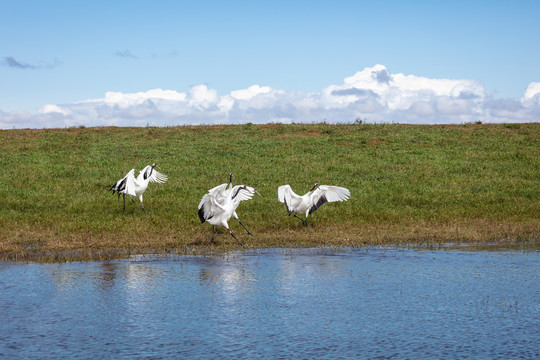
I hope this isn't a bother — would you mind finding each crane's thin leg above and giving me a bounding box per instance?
[211,226,215,243]
[123,194,126,211]
[294,214,306,226]
[237,219,253,236]
[136,195,146,214]
[228,228,244,247]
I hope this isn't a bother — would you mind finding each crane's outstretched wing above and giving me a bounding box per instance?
[122,169,137,196]
[111,176,126,195]
[278,185,299,215]
[309,185,350,214]
[207,183,229,203]
[148,170,168,184]
[198,194,225,223]
[111,169,134,195]
[231,185,256,203]
[110,169,137,196]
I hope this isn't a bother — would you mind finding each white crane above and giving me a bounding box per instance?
[205,172,255,236]
[278,183,350,226]
[110,163,168,213]
[198,183,257,245]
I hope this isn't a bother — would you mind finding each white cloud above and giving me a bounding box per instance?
[38,104,71,116]
[408,101,435,116]
[1,65,539,129]
[435,97,473,115]
[323,64,485,114]
[79,88,187,109]
[522,82,540,107]
[188,85,218,110]
[230,85,271,101]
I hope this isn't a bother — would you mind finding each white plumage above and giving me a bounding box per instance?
[198,177,257,245]
[110,163,167,213]
[202,173,255,236]
[278,183,350,226]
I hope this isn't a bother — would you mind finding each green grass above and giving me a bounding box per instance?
[1,123,539,261]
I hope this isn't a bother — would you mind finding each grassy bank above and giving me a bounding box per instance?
[1,123,539,261]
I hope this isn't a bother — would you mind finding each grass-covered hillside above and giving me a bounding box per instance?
[1,123,539,261]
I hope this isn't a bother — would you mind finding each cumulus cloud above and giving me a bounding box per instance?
[372,67,392,84]
[522,82,540,107]
[38,104,71,116]
[1,64,539,129]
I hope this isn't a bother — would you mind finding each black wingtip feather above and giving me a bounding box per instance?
[284,198,293,215]
[111,178,127,194]
[309,195,328,215]
[198,206,206,223]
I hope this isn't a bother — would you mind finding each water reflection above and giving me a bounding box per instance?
[97,262,117,290]
[0,248,538,359]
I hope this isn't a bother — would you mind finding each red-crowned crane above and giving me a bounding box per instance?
[198,181,257,246]
[278,183,350,226]
[110,163,167,213]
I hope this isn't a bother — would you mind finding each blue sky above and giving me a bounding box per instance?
[1,0,539,128]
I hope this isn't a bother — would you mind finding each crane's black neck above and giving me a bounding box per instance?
[144,165,156,180]
[232,185,246,200]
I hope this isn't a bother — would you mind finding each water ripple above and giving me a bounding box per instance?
[1,248,539,359]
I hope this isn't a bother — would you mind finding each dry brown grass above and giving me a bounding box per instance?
[1,219,537,262]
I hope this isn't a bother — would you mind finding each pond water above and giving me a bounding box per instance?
[1,247,539,359]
